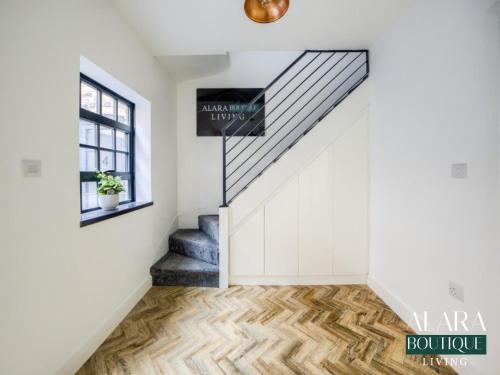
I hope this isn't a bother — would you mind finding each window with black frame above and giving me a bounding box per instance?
[79,74,135,213]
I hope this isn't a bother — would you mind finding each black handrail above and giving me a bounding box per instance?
[225,52,323,143]
[226,52,358,171]
[226,52,339,154]
[228,74,369,203]
[222,50,369,206]
[226,62,367,191]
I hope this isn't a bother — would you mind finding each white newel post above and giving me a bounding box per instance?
[218,206,229,288]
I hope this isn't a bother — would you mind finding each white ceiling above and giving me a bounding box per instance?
[111,0,414,56]
[157,54,231,82]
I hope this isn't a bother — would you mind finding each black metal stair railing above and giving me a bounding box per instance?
[221,50,369,206]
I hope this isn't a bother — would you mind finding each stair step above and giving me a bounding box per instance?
[150,252,219,287]
[169,229,219,265]
[198,215,219,242]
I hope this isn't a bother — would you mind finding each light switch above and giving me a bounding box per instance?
[451,163,467,179]
[22,159,42,177]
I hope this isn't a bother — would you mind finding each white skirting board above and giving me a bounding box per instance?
[367,276,415,328]
[367,276,482,375]
[55,276,152,375]
[230,274,367,286]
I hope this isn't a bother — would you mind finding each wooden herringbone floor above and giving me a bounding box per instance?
[77,285,456,375]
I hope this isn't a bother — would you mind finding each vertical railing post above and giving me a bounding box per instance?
[218,205,229,288]
[222,127,227,207]
[365,50,370,75]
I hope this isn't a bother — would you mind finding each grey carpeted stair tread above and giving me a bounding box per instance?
[150,252,219,287]
[169,229,219,265]
[198,215,219,242]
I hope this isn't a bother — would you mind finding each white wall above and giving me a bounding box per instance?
[176,51,300,227]
[370,0,500,373]
[228,83,370,285]
[0,1,177,374]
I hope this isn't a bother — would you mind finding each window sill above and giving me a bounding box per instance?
[80,201,153,227]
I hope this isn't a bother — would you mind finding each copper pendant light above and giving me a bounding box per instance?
[244,0,289,24]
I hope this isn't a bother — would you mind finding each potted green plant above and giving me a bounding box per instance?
[96,171,126,211]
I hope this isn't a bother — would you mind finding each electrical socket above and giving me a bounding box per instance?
[451,163,467,178]
[22,159,42,177]
[449,281,464,302]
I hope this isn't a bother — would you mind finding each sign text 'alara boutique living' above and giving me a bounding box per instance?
[197,88,265,137]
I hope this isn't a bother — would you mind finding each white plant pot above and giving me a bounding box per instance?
[99,194,119,211]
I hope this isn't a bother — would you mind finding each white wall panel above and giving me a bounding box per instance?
[227,82,370,283]
[265,177,299,276]
[229,208,265,276]
[298,146,335,275]
[333,114,369,275]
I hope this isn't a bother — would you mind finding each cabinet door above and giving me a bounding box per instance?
[298,146,334,275]
[230,208,265,276]
[265,177,299,276]
[333,116,368,275]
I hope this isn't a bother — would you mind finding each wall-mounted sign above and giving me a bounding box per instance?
[197,88,265,136]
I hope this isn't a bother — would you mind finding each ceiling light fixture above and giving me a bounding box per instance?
[244,0,289,24]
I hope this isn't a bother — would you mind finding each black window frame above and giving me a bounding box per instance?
[79,73,135,214]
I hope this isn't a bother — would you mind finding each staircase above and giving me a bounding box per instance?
[151,50,369,288]
[150,215,219,287]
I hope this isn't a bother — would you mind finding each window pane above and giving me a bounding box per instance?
[102,93,116,120]
[119,180,130,202]
[82,181,98,210]
[116,153,128,172]
[80,147,97,171]
[100,150,114,171]
[99,126,114,149]
[116,130,128,151]
[117,101,130,125]
[81,82,99,113]
[79,120,97,146]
